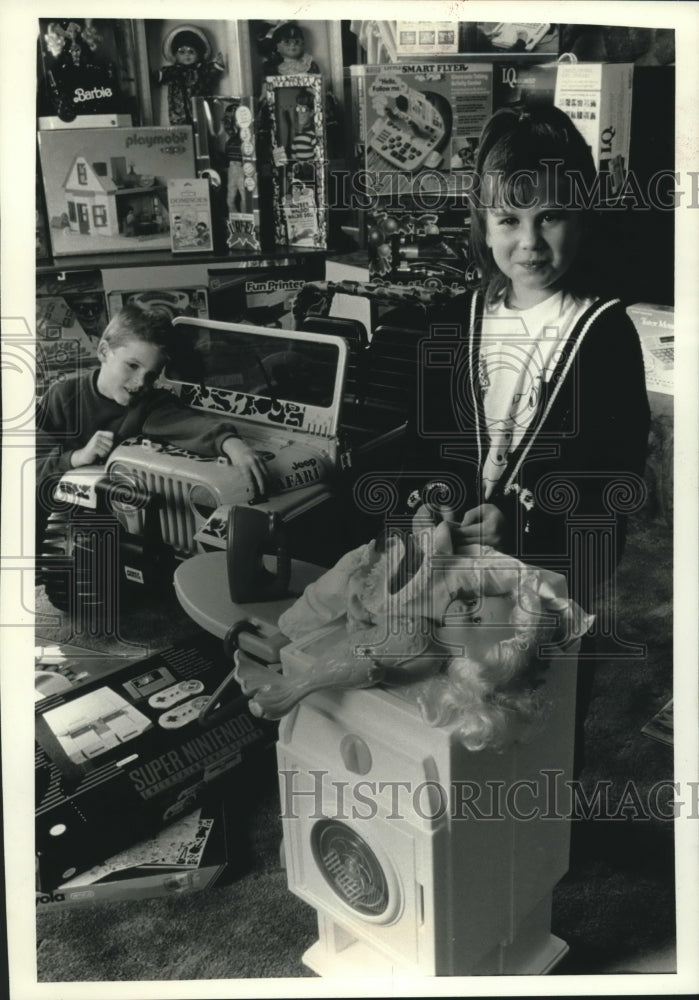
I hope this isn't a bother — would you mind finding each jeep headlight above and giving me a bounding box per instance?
[108,463,147,512]
[189,485,218,519]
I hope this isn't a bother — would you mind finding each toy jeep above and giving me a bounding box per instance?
[39,279,458,615]
[38,314,404,614]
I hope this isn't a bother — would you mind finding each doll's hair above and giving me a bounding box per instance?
[170,29,206,60]
[100,304,174,357]
[415,583,559,752]
[295,88,315,110]
[469,106,601,306]
[273,22,304,44]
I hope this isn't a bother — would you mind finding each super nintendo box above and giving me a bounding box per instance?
[35,635,276,889]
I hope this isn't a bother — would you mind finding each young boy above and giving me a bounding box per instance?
[36,304,268,540]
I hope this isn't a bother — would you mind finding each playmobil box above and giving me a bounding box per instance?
[192,96,264,253]
[493,61,634,197]
[350,61,494,197]
[35,634,277,890]
[38,126,196,257]
[35,802,229,907]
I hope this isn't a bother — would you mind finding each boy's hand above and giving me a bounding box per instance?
[221,437,268,498]
[71,431,115,467]
[454,504,508,550]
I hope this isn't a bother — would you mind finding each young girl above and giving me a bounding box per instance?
[400,105,650,611]
[395,107,651,769]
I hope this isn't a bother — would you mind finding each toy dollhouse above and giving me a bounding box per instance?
[62,153,169,239]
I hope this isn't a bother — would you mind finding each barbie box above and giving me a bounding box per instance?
[38,126,196,257]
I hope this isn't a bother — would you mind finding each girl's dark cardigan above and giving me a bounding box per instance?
[394,289,651,609]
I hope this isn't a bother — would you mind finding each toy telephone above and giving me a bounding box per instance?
[226,504,291,604]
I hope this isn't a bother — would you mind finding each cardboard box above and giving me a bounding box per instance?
[207,257,325,329]
[168,178,213,253]
[367,203,476,291]
[35,803,228,907]
[350,61,494,197]
[38,126,196,257]
[396,22,460,56]
[35,634,276,890]
[493,61,634,197]
[36,271,107,397]
[627,302,674,396]
[264,74,329,249]
[476,22,559,54]
[192,96,264,253]
[107,286,209,322]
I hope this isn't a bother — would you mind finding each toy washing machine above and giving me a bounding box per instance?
[276,623,578,977]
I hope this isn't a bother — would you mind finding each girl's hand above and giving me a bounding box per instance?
[71,430,115,467]
[455,504,508,549]
[221,437,268,498]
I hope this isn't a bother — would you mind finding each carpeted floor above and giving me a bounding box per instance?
[34,510,675,982]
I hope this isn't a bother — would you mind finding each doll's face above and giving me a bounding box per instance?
[295,101,313,129]
[435,593,515,656]
[277,32,304,60]
[175,45,199,66]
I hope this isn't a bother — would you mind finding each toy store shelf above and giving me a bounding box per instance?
[36,247,328,276]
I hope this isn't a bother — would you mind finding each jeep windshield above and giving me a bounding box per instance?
[164,323,341,410]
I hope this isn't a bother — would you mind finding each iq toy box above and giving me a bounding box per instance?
[35,802,229,907]
[350,61,494,197]
[38,125,196,257]
[493,61,634,197]
[35,634,276,890]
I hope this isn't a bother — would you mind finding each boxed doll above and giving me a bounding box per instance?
[192,96,264,253]
[350,61,494,198]
[38,126,196,257]
[263,74,329,249]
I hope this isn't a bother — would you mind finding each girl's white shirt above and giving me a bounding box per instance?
[479,290,595,498]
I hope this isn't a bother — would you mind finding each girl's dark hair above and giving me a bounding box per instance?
[100,304,174,357]
[469,106,601,305]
